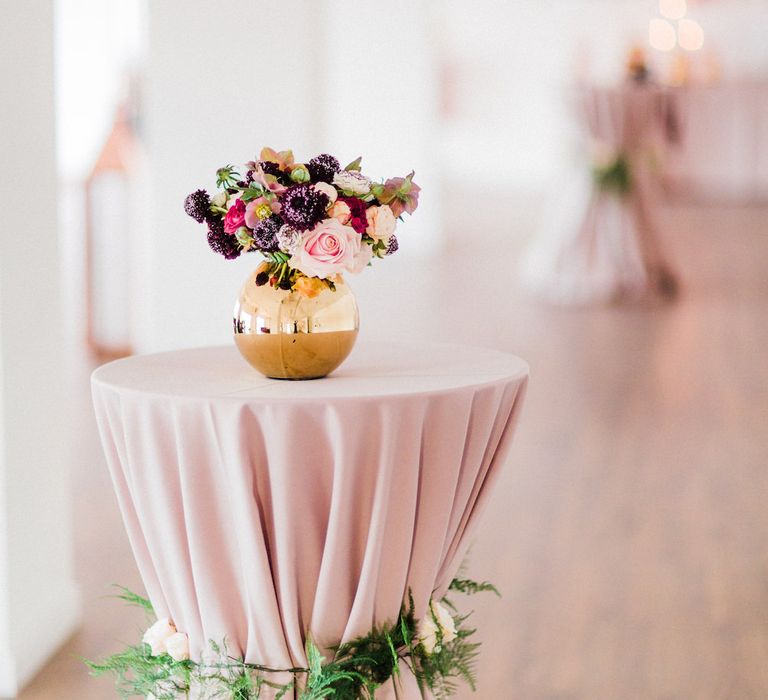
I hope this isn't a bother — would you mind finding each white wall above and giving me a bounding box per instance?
[55,0,144,180]
[436,0,768,187]
[138,0,441,352]
[0,1,80,695]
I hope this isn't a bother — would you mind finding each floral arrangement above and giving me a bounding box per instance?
[88,578,497,699]
[184,148,420,298]
[590,141,631,195]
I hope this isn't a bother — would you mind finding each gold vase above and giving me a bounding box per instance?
[233,268,359,380]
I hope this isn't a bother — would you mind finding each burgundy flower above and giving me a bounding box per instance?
[338,196,369,234]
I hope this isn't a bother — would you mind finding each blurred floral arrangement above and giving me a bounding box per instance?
[184,148,420,298]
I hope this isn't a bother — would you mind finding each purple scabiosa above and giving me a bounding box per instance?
[307,154,340,184]
[251,215,282,252]
[184,189,211,223]
[279,183,330,231]
[207,218,241,260]
[385,235,399,256]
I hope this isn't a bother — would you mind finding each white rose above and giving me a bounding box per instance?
[142,618,177,656]
[313,181,338,204]
[418,615,439,654]
[333,170,372,195]
[276,224,302,255]
[165,632,190,661]
[211,191,228,208]
[365,204,396,244]
[430,600,457,643]
[417,600,457,654]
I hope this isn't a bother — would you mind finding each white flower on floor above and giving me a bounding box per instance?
[142,618,177,656]
[418,599,457,654]
[165,631,190,661]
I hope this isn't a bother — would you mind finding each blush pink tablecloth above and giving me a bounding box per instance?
[92,342,528,698]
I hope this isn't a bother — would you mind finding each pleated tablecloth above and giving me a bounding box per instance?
[92,342,528,697]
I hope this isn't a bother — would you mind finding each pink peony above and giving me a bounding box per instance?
[223,199,246,234]
[290,218,362,279]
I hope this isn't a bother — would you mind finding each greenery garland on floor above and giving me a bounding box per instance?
[87,578,498,699]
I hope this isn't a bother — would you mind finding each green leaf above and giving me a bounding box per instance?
[344,156,362,171]
[240,185,267,202]
[110,585,154,615]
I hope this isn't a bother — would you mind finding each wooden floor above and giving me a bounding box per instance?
[19,201,768,699]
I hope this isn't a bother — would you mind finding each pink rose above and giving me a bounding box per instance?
[223,198,246,234]
[290,218,361,278]
[365,204,396,244]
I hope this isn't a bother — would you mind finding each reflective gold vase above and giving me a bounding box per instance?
[233,268,359,380]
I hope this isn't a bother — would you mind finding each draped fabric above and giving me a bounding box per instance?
[522,83,677,305]
[92,343,528,698]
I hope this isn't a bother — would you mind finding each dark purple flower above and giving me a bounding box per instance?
[252,215,282,252]
[385,235,399,256]
[184,189,211,223]
[207,218,241,259]
[279,183,330,231]
[307,154,340,183]
[258,160,291,185]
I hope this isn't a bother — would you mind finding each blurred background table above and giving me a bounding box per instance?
[523,83,677,305]
[663,79,768,203]
[91,342,528,698]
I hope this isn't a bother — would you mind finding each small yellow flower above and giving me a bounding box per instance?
[294,275,326,299]
[255,203,273,220]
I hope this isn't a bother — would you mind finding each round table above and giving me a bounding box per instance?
[92,342,528,698]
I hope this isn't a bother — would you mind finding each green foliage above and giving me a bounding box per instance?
[448,578,500,598]
[344,156,363,172]
[593,154,632,195]
[239,185,268,202]
[216,165,241,189]
[88,577,498,699]
[110,585,155,616]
